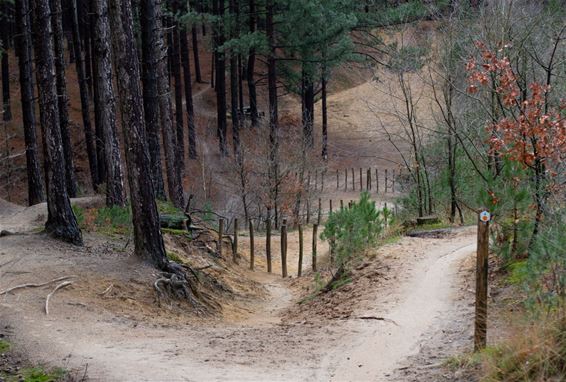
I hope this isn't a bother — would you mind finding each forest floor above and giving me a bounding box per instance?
[0,197,479,382]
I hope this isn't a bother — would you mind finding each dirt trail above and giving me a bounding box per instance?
[0,197,477,382]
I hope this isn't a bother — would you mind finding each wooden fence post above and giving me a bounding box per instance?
[344,169,348,191]
[306,198,311,224]
[281,219,287,278]
[249,220,255,270]
[475,208,490,351]
[298,224,303,277]
[359,168,363,190]
[385,169,389,193]
[329,199,333,214]
[392,169,396,193]
[351,168,354,190]
[312,224,318,272]
[376,168,379,194]
[367,169,371,190]
[340,199,344,210]
[321,170,325,192]
[336,169,339,189]
[218,219,224,257]
[317,198,322,225]
[232,218,238,262]
[266,217,272,273]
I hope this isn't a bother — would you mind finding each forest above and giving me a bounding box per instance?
[0,0,565,381]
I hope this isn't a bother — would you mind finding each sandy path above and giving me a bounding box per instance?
[321,239,476,381]
[0,217,476,382]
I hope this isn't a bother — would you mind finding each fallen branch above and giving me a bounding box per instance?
[98,283,114,297]
[0,275,77,295]
[45,281,74,315]
[357,316,399,326]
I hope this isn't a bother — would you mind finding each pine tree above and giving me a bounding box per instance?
[15,0,44,205]
[32,0,82,245]
[108,0,168,267]
[92,0,126,207]
[69,0,99,191]
[50,0,78,197]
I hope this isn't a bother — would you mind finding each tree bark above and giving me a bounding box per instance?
[108,0,168,268]
[321,74,328,159]
[69,0,100,191]
[92,0,126,207]
[171,23,185,172]
[0,2,11,122]
[50,0,78,197]
[15,0,44,205]
[191,25,203,83]
[179,22,197,159]
[246,0,258,127]
[229,0,240,156]
[213,0,227,155]
[140,0,167,200]
[144,0,184,207]
[33,0,82,245]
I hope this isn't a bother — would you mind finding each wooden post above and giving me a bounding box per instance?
[359,168,363,190]
[336,169,339,189]
[475,208,490,351]
[306,198,311,224]
[312,223,318,272]
[317,198,322,225]
[298,224,303,277]
[385,169,389,193]
[344,169,348,191]
[329,199,333,214]
[351,168,354,190]
[340,199,344,210]
[266,217,272,273]
[249,220,255,270]
[367,169,371,190]
[281,219,287,278]
[232,218,238,262]
[376,168,379,194]
[218,219,224,257]
[392,169,396,193]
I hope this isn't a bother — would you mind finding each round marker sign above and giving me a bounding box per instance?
[480,211,491,222]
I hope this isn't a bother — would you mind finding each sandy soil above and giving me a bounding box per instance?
[0,199,478,381]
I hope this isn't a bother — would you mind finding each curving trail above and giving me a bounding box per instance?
[0,199,476,382]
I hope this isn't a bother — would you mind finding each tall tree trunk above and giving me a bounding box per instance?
[69,0,99,191]
[213,0,227,155]
[246,0,258,127]
[229,0,240,156]
[90,0,106,187]
[179,23,197,159]
[321,74,328,160]
[171,24,185,172]
[108,0,168,268]
[0,2,12,122]
[266,0,279,226]
[191,25,203,83]
[140,0,167,200]
[50,0,78,197]
[301,64,314,148]
[15,0,44,205]
[33,0,82,245]
[92,0,126,207]
[141,0,184,207]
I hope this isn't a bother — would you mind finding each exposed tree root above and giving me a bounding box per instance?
[0,275,77,295]
[45,281,74,315]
